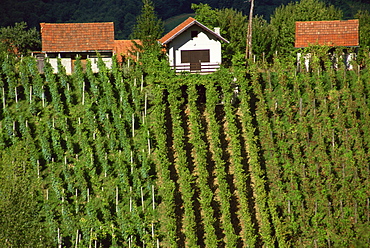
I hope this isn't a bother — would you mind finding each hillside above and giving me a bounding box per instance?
[0,51,369,246]
[1,0,370,39]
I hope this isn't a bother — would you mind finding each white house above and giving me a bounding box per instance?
[159,17,229,74]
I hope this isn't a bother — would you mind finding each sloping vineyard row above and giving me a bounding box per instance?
[249,60,370,246]
[0,56,159,247]
[1,53,370,247]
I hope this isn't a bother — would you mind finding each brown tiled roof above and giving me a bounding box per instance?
[295,20,359,48]
[114,40,141,62]
[159,17,229,45]
[41,22,115,52]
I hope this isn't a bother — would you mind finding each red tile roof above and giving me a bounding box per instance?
[41,22,115,52]
[114,40,141,62]
[159,17,229,44]
[295,20,359,48]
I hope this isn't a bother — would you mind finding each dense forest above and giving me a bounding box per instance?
[1,0,370,38]
[1,0,370,247]
[2,0,370,64]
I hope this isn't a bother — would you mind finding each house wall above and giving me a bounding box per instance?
[296,53,311,72]
[48,58,72,74]
[297,51,356,71]
[168,26,222,72]
[89,58,113,73]
[45,55,112,74]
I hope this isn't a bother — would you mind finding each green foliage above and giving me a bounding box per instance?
[1,0,370,41]
[355,10,370,48]
[192,4,272,64]
[192,3,247,65]
[1,40,370,247]
[191,3,218,25]
[131,0,170,79]
[132,0,164,46]
[0,142,53,247]
[204,79,239,247]
[187,83,218,247]
[166,83,198,246]
[0,22,40,57]
[270,0,343,57]
[252,15,272,59]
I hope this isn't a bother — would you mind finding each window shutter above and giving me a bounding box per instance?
[181,50,210,63]
[199,50,210,62]
[181,50,190,63]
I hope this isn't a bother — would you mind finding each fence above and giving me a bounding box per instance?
[171,63,220,74]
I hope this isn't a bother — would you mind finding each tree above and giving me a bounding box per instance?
[192,3,247,66]
[355,10,370,48]
[0,22,41,57]
[252,16,272,60]
[192,3,271,65]
[131,0,169,79]
[270,0,343,57]
[131,0,164,48]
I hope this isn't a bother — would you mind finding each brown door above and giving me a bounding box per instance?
[181,50,210,71]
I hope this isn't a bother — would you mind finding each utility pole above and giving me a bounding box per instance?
[245,0,254,60]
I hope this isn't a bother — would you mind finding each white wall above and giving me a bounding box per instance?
[61,58,72,74]
[297,53,311,72]
[345,53,356,70]
[89,58,113,73]
[46,57,112,74]
[168,26,222,70]
[47,58,72,74]
[297,52,356,71]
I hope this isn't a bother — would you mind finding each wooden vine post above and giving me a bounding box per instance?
[245,0,254,59]
[141,187,144,211]
[29,85,32,103]
[116,186,118,213]
[15,87,18,103]
[2,87,5,109]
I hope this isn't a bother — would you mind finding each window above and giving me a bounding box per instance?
[181,50,210,71]
[181,50,210,63]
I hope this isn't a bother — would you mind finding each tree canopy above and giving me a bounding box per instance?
[269,0,343,56]
[355,10,370,49]
[132,0,164,45]
[0,22,40,57]
[0,0,368,63]
[192,3,271,64]
[1,0,369,40]
[192,3,247,65]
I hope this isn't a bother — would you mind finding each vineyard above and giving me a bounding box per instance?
[0,52,370,247]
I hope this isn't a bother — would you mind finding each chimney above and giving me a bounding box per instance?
[214,27,220,35]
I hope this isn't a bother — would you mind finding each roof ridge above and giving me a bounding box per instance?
[295,19,359,23]
[41,22,114,24]
[159,17,228,44]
